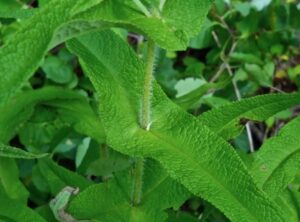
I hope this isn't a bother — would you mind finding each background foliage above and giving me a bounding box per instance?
[0,0,300,221]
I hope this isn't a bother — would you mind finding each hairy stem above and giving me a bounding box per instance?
[141,40,156,130]
[132,158,145,206]
[132,40,156,206]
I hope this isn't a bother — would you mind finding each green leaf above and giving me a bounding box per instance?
[0,8,36,19]
[0,143,48,159]
[230,52,263,65]
[68,160,189,222]
[74,0,212,51]
[0,0,106,106]
[0,87,105,144]
[174,78,230,110]
[0,0,77,105]
[45,97,106,143]
[198,92,300,140]
[251,116,300,198]
[41,56,74,84]
[67,31,285,222]
[0,185,46,222]
[0,158,29,204]
[37,158,93,195]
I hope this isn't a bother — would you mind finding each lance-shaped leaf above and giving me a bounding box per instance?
[251,116,300,198]
[68,160,189,222]
[0,143,47,159]
[67,31,285,222]
[198,93,300,140]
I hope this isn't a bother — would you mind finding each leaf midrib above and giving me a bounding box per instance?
[144,129,262,222]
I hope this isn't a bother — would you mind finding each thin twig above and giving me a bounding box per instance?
[212,31,255,152]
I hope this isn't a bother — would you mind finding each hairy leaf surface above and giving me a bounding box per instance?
[198,93,300,140]
[67,31,285,222]
[0,143,47,159]
[251,116,300,198]
[75,0,211,51]
[0,0,211,106]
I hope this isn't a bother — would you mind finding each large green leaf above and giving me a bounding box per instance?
[0,143,47,159]
[0,0,80,105]
[68,160,189,222]
[0,0,211,106]
[198,93,300,140]
[251,116,300,198]
[67,31,285,222]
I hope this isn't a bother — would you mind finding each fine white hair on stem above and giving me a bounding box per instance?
[146,122,152,131]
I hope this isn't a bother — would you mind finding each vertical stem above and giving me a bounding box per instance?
[224,61,255,153]
[132,40,156,206]
[141,40,156,130]
[100,144,109,159]
[100,144,110,181]
[132,158,145,206]
[212,31,255,153]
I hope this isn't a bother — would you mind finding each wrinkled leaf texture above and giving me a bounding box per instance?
[0,0,211,105]
[67,31,286,222]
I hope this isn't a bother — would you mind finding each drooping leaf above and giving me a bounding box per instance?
[75,0,212,51]
[67,31,285,222]
[198,92,300,140]
[251,116,300,198]
[0,143,47,159]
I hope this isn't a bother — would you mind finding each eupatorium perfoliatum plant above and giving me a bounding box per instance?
[0,0,300,222]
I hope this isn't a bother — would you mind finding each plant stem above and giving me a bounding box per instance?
[132,40,156,206]
[212,31,255,153]
[100,144,110,181]
[141,40,156,130]
[132,158,145,206]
